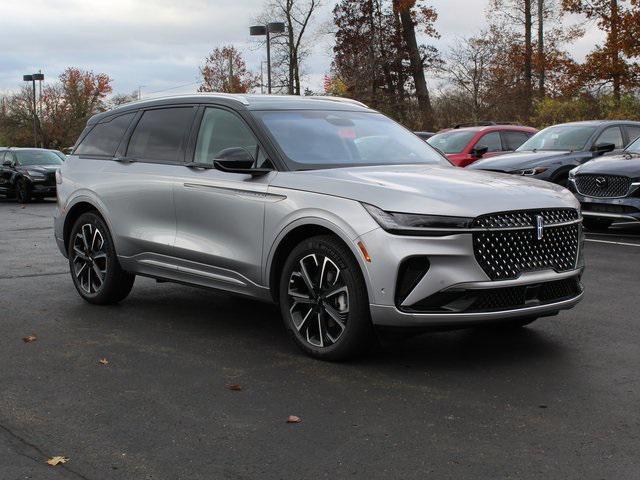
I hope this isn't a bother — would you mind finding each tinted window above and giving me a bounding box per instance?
[517,125,596,151]
[503,131,530,151]
[75,113,135,156]
[625,125,640,145]
[427,131,476,154]
[596,126,624,149]
[127,107,194,162]
[195,108,260,165]
[477,132,501,152]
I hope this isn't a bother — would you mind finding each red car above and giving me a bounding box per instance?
[427,123,538,167]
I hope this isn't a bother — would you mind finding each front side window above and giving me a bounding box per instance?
[194,108,263,166]
[625,125,640,145]
[256,110,448,170]
[127,107,195,162]
[75,112,135,157]
[477,132,501,152]
[596,126,624,149]
[517,125,596,152]
[427,130,476,154]
[15,150,63,166]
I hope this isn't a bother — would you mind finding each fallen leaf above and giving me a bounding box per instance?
[286,415,302,424]
[46,456,69,466]
[225,383,242,391]
[98,358,109,365]
[22,335,37,343]
[21,205,26,209]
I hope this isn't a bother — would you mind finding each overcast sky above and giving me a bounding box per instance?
[0,0,603,98]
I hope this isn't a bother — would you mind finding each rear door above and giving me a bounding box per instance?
[172,106,276,292]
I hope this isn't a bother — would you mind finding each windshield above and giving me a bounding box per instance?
[15,150,63,166]
[254,110,449,169]
[517,125,596,152]
[426,130,476,154]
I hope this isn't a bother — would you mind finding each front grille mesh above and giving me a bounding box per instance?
[472,209,580,280]
[575,174,631,198]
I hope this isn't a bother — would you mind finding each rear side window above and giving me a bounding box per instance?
[75,113,135,156]
[127,107,195,162]
[503,131,530,151]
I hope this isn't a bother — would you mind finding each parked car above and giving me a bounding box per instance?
[53,150,67,161]
[414,131,436,141]
[567,138,640,231]
[426,123,537,167]
[0,148,63,203]
[469,120,640,186]
[54,94,584,360]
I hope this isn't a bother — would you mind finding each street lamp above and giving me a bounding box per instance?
[250,22,285,94]
[23,73,44,147]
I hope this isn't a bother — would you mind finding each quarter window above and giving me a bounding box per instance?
[596,126,624,149]
[75,113,135,157]
[127,107,195,162]
[194,108,262,166]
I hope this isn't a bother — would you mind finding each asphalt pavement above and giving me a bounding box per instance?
[1,199,639,480]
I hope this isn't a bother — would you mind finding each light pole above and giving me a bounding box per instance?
[250,22,285,94]
[23,72,44,147]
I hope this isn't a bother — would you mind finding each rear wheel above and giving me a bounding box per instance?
[583,217,613,232]
[279,235,374,361]
[68,212,135,305]
[15,178,31,203]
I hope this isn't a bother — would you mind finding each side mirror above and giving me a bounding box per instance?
[591,142,615,155]
[2,160,12,167]
[213,147,271,176]
[471,145,489,158]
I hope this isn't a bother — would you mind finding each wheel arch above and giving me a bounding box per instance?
[62,199,108,253]
[266,219,373,304]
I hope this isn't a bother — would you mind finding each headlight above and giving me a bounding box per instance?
[568,167,579,181]
[362,203,473,235]
[512,167,548,176]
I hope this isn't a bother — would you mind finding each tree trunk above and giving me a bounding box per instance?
[286,3,295,95]
[610,0,621,105]
[397,2,434,131]
[368,0,377,106]
[524,0,533,118]
[538,0,545,97]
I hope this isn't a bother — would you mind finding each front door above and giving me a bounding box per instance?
[172,106,276,292]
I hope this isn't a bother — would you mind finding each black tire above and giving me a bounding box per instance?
[68,212,135,305]
[15,178,31,204]
[279,235,374,361]
[583,217,613,232]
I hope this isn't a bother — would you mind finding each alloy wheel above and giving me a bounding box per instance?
[287,253,350,348]
[72,223,108,294]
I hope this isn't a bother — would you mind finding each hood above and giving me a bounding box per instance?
[17,165,60,175]
[574,154,640,178]
[271,164,578,218]
[468,150,579,172]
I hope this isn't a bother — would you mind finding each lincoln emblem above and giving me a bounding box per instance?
[536,215,544,240]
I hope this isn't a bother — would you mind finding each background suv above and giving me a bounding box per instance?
[568,137,640,230]
[426,123,537,167]
[0,148,63,202]
[55,94,584,360]
[469,120,640,186]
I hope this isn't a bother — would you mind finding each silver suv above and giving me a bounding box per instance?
[54,94,584,360]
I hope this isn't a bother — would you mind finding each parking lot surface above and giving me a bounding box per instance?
[1,200,639,480]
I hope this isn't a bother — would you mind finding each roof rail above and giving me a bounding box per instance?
[452,121,522,129]
[117,92,250,108]
[306,96,370,109]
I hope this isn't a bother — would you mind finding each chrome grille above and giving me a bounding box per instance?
[574,174,631,198]
[472,209,580,281]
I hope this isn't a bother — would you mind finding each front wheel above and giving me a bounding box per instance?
[279,235,374,361]
[68,212,135,305]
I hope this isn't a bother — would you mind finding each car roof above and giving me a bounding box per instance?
[88,93,374,125]
[436,125,537,134]
[551,120,640,127]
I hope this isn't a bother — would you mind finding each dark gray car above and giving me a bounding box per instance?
[468,120,640,185]
[567,138,640,231]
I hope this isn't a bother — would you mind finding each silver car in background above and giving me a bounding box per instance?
[54,94,584,360]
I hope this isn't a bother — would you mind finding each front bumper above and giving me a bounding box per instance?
[31,183,57,196]
[357,227,584,327]
[571,186,640,223]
